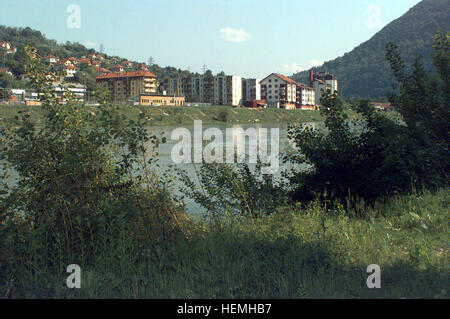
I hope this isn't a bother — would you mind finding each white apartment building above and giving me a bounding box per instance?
[214,75,242,106]
[296,84,316,109]
[309,70,338,105]
[260,73,297,109]
[242,78,261,102]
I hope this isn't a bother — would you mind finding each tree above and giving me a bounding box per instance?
[286,30,449,207]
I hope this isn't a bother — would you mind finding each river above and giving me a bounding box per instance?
[2,122,321,214]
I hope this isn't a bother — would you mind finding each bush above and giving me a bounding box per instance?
[0,53,187,280]
[285,30,448,206]
[178,162,288,219]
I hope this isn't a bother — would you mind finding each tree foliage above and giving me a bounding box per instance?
[286,30,449,207]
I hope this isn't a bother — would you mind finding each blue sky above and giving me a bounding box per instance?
[0,0,421,78]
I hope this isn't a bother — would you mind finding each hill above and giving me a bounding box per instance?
[291,0,450,99]
[0,25,195,86]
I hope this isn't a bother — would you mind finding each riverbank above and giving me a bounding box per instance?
[0,104,360,126]
[2,189,448,298]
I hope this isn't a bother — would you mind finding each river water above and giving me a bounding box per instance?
[2,122,321,214]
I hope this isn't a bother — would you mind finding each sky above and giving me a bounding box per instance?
[0,0,422,78]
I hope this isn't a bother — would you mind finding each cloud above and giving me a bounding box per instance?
[281,60,324,74]
[83,41,97,49]
[366,4,384,29]
[220,27,251,43]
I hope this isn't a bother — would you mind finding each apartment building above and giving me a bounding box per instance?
[309,69,338,105]
[260,73,297,109]
[242,78,261,102]
[96,70,157,103]
[296,83,316,109]
[214,75,242,106]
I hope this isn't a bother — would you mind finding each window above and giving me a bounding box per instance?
[269,96,272,99]
[269,79,272,82]
[269,85,272,88]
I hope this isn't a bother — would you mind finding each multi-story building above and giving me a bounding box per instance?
[201,74,215,104]
[296,83,316,109]
[260,73,297,109]
[96,70,157,103]
[214,75,242,106]
[180,74,215,103]
[309,69,338,105]
[169,78,183,97]
[242,78,261,102]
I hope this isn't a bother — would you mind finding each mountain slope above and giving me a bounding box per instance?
[291,0,450,99]
[0,25,195,80]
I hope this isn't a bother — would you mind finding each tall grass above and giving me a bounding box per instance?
[1,189,447,299]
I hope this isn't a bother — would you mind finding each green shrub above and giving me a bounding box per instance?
[286,30,448,206]
[0,53,187,285]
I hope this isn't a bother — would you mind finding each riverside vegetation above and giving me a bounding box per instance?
[0,31,448,299]
[0,103,357,127]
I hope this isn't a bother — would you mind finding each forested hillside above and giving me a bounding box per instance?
[291,0,450,99]
[0,25,194,81]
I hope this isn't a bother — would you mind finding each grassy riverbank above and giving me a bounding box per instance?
[0,104,360,126]
[2,189,448,299]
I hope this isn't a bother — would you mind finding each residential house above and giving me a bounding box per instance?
[44,55,60,65]
[79,58,92,66]
[0,41,17,54]
[63,65,78,78]
[110,64,125,73]
[0,67,13,76]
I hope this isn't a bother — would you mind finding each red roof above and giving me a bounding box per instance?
[273,73,297,84]
[297,82,314,90]
[261,73,297,84]
[96,70,156,80]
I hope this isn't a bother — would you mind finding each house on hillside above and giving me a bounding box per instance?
[0,41,17,54]
[371,102,394,111]
[110,64,125,73]
[44,55,60,65]
[0,67,13,76]
[79,58,92,66]
[63,65,78,78]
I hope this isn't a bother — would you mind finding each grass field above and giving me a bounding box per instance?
[0,104,360,126]
[2,189,448,299]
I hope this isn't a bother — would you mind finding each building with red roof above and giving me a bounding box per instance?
[96,70,157,103]
[259,73,298,109]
